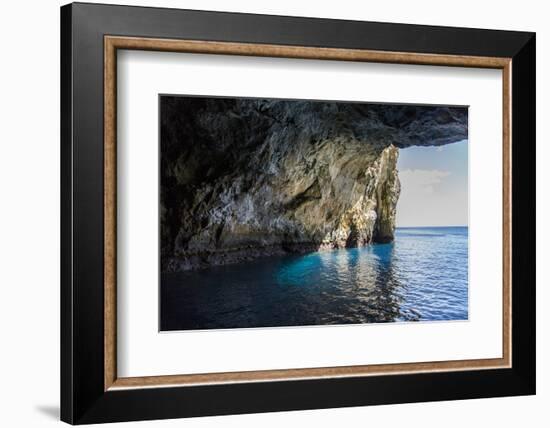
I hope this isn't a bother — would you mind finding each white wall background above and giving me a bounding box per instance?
[0,0,546,426]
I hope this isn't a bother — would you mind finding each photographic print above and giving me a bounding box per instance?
[160,95,468,331]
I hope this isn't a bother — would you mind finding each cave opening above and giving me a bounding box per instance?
[395,139,468,229]
[160,96,467,272]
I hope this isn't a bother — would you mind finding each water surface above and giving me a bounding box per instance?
[161,226,468,331]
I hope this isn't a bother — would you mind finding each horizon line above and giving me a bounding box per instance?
[396,225,468,228]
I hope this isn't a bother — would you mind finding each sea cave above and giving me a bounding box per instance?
[160,96,468,272]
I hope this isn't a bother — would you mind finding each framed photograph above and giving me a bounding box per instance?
[60,2,535,424]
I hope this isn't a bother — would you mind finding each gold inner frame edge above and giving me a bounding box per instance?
[104,35,512,391]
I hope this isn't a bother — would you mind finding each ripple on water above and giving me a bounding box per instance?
[161,227,468,330]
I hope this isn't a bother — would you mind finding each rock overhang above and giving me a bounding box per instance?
[160,97,467,271]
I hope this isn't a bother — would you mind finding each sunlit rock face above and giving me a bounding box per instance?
[160,97,467,271]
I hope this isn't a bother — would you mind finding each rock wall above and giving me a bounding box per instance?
[160,97,467,271]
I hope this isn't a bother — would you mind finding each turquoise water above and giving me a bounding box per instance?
[161,227,468,331]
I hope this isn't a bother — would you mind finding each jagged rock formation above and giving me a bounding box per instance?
[160,97,467,271]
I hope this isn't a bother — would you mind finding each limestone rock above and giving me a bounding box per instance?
[160,97,467,271]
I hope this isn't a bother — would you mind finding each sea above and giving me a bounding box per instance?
[161,226,468,331]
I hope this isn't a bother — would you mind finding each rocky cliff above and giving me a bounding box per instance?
[160,97,467,272]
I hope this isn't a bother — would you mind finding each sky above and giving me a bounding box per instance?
[395,140,468,228]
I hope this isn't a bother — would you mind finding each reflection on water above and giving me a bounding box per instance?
[161,227,468,331]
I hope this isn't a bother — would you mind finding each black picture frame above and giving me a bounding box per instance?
[61,2,535,424]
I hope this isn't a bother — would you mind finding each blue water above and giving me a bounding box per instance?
[160,227,468,331]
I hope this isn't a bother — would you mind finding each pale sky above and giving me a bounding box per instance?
[395,140,468,227]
